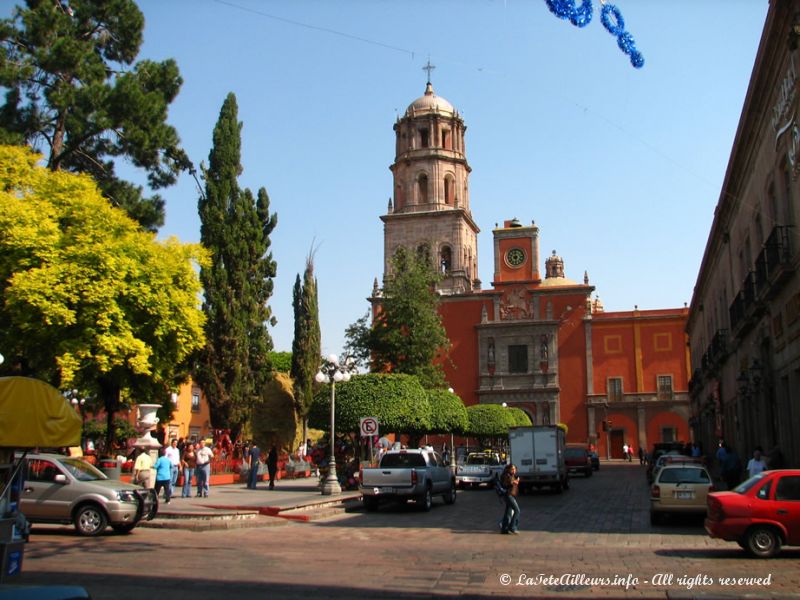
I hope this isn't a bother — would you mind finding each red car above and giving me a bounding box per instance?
[705,469,800,558]
[564,444,592,478]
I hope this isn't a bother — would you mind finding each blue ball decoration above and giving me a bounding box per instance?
[569,0,593,28]
[601,3,645,69]
[600,4,625,36]
[542,0,644,68]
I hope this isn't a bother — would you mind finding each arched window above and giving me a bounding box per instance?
[440,245,452,273]
[417,174,428,204]
[443,175,454,205]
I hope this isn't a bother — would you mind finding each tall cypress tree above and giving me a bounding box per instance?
[291,254,321,446]
[196,92,277,439]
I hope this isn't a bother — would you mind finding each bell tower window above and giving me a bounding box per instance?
[417,174,428,204]
[419,128,430,148]
[440,246,452,273]
[444,175,454,205]
[442,129,451,149]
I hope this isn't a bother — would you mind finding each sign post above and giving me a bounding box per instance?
[360,417,379,465]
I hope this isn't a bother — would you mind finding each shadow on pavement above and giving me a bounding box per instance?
[17,572,548,600]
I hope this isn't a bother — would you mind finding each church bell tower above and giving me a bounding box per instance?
[381,68,480,295]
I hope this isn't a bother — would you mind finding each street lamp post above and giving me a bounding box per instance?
[315,354,355,495]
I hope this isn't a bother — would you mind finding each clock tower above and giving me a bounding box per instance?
[381,74,480,295]
[492,218,541,285]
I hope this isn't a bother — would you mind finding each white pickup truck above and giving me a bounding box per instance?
[359,448,456,511]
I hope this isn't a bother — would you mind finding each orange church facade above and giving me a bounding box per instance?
[375,81,691,456]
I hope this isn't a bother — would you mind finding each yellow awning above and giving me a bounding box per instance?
[0,376,82,448]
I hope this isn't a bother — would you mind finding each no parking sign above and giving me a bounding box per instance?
[360,416,379,437]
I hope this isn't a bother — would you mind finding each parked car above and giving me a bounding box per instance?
[648,454,703,485]
[564,444,592,478]
[456,451,504,488]
[650,462,714,525]
[646,443,686,481]
[19,453,157,536]
[360,448,456,511]
[705,469,800,558]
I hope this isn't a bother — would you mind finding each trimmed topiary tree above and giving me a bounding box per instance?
[466,404,517,446]
[308,373,432,436]
[508,407,532,427]
[427,388,469,434]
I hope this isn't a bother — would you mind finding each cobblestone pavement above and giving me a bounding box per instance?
[13,461,800,599]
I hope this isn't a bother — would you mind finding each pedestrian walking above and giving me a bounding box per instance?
[181,442,196,498]
[720,444,742,490]
[638,446,645,465]
[164,438,180,497]
[247,442,261,490]
[267,445,278,490]
[499,464,521,534]
[746,447,767,478]
[195,439,214,497]
[622,443,629,461]
[133,448,153,489]
[153,447,172,504]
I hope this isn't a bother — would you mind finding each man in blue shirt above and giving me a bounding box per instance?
[153,448,173,503]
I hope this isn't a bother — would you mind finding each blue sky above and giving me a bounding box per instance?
[3,0,770,356]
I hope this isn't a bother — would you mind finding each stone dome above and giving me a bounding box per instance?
[405,82,455,117]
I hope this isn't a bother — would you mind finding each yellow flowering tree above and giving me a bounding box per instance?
[0,146,207,448]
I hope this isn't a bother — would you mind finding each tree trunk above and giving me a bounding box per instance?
[49,110,67,171]
[98,379,120,454]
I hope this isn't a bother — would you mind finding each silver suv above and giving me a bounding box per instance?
[19,453,157,536]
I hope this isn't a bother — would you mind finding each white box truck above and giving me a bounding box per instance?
[509,425,568,493]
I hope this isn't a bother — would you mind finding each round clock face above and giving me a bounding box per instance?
[506,247,525,267]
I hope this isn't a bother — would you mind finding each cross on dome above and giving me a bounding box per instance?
[422,59,436,84]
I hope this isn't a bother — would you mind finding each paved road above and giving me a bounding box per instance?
[13,461,800,599]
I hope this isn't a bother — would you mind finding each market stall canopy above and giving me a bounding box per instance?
[0,377,81,448]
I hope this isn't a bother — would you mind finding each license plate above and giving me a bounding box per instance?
[675,490,694,499]
[378,487,394,494]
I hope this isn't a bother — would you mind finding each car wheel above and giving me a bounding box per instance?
[363,496,379,512]
[444,482,457,505]
[418,487,432,511]
[110,522,137,534]
[650,511,661,526]
[745,526,781,558]
[74,504,108,536]
[586,468,592,477]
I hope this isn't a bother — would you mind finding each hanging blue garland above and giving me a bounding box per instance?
[543,0,644,68]
[600,3,644,68]
[545,0,593,28]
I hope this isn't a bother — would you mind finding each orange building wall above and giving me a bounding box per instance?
[440,296,486,406]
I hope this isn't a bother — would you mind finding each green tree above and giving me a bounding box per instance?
[269,351,292,374]
[427,388,469,434]
[508,407,532,427]
[0,145,206,448]
[343,310,371,370]
[466,404,517,444]
[368,247,450,388]
[291,254,321,448]
[196,93,278,439]
[308,373,431,435]
[0,0,190,231]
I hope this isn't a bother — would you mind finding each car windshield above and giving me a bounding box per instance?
[380,453,427,468]
[57,457,107,481]
[659,468,709,484]
[466,455,497,465]
[733,473,768,494]
[564,448,586,458]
